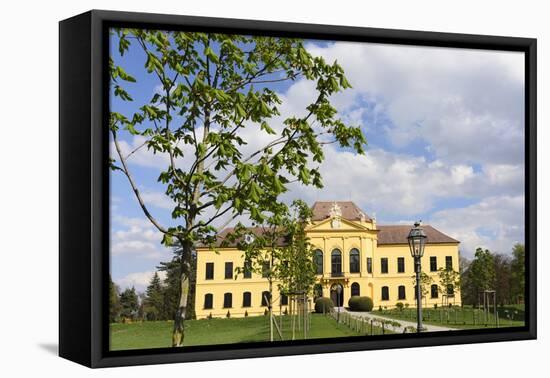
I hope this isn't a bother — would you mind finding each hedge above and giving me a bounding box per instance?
[348,296,373,312]
[315,297,335,313]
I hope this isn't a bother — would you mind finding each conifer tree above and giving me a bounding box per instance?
[109,275,122,323]
[144,272,164,320]
[119,286,139,320]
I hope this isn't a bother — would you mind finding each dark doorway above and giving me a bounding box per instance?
[330,283,344,307]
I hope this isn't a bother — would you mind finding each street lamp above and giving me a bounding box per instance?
[408,221,427,332]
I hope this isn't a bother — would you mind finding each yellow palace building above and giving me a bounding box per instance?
[195,201,461,319]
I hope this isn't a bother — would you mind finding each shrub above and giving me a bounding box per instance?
[403,326,416,333]
[378,305,383,311]
[434,303,438,309]
[264,308,269,316]
[314,297,335,313]
[226,310,231,318]
[395,302,404,311]
[348,296,373,312]
[244,310,248,317]
[283,308,288,315]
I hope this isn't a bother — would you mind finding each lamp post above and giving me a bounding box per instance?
[334,285,342,324]
[408,221,427,332]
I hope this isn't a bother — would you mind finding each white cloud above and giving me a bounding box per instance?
[115,270,167,292]
[110,135,170,169]
[284,145,522,219]
[111,215,171,260]
[113,214,153,229]
[141,190,174,210]
[306,41,525,166]
[429,195,525,258]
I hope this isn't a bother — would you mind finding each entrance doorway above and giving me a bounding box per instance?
[330,283,344,307]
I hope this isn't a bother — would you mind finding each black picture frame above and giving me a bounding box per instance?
[59,9,537,368]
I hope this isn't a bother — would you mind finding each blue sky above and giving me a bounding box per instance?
[109,32,525,291]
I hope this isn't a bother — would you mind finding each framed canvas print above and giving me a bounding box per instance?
[59,10,536,368]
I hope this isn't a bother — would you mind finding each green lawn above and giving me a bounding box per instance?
[110,314,369,351]
[374,305,525,330]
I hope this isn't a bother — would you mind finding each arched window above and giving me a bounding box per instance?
[351,282,360,296]
[331,249,342,276]
[349,248,360,273]
[204,293,213,309]
[398,285,406,300]
[366,257,372,273]
[223,292,232,308]
[280,292,288,306]
[314,249,323,275]
[381,286,389,301]
[431,284,439,298]
[446,284,455,297]
[261,291,271,306]
[313,284,323,300]
[242,292,251,307]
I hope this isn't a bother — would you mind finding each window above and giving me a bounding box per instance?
[242,292,251,307]
[261,291,271,307]
[398,285,406,300]
[280,292,288,306]
[397,257,405,273]
[262,261,270,278]
[204,293,213,309]
[205,262,214,280]
[351,282,360,296]
[381,258,388,274]
[314,249,323,275]
[225,262,233,279]
[381,286,389,301]
[313,284,323,300]
[331,249,342,275]
[447,284,454,296]
[431,284,439,298]
[243,260,252,279]
[349,248,360,273]
[445,256,453,270]
[223,292,233,308]
[367,257,372,274]
[430,256,437,272]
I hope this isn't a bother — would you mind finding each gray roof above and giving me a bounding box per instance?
[377,225,459,245]
[198,226,289,248]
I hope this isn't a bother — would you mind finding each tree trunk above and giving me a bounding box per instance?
[269,278,273,342]
[172,240,193,347]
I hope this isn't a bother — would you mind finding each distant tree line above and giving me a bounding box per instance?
[460,243,525,306]
[109,243,197,323]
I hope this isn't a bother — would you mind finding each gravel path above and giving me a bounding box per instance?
[339,308,458,332]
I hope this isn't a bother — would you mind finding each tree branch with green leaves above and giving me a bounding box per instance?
[109,28,367,346]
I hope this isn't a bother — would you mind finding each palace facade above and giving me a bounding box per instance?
[195,201,461,319]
